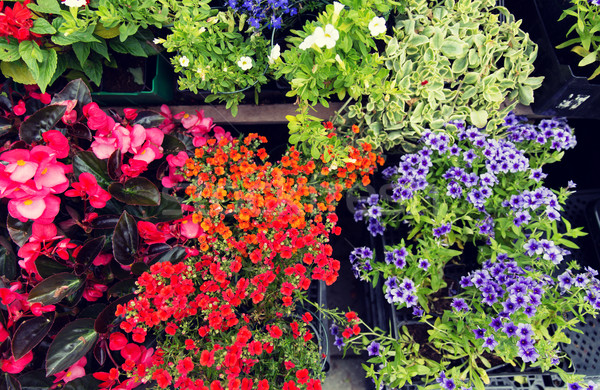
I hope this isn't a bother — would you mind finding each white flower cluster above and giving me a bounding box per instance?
[299,24,339,50]
[268,44,281,65]
[62,0,87,6]
[368,16,386,37]
[237,56,253,70]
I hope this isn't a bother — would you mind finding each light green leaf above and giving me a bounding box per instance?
[0,39,19,62]
[1,60,36,84]
[440,37,469,59]
[37,49,58,93]
[30,18,57,34]
[27,0,62,14]
[72,42,91,68]
[470,110,488,128]
[578,51,597,67]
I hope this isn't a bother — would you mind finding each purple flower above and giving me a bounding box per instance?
[418,258,430,271]
[483,336,498,350]
[367,341,381,356]
[558,272,574,290]
[330,323,339,336]
[503,322,518,337]
[334,336,345,350]
[473,327,486,339]
[519,347,539,363]
[451,298,469,312]
[412,306,424,317]
[489,317,503,331]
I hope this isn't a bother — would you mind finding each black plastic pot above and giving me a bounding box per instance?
[505,0,600,119]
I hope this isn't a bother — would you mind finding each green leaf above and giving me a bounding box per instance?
[0,39,20,62]
[0,373,20,390]
[112,211,139,265]
[45,319,98,377]
[0,60,36,84]
[470,109,488,128]
[518,85,534,106]
[90,40,110,61]
[82,58,103,86]
[27,0,62,14]
[109,177,161,206]
[578,51,597,67]
[72,151,111,187]
[12,314,54,360]
[19,105,67,143]
[72,42,91,68]
[6,216,32,247]
[149,246,187,265]
[440,37,469,59]
[36,49,58,93]
[30,18,57,34]
[110,36,147,57]
[28,273,85,306]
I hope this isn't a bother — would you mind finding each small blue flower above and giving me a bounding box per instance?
[367,341,381,356]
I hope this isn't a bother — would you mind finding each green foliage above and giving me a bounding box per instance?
[162,4,270,116]
[557,0,600,79]
[333,0,542,152]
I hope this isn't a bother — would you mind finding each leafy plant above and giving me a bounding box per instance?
[0,0,172,92]
[557,0,600,79]
[331,0,542,152]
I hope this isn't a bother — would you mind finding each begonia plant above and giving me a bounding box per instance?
[0,78,225,388]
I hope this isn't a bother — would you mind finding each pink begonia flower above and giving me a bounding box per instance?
[93,253,113,266]
[161,151,188,188]
[8,193,61,223]
[121,343,141,361]
[0,322,8,343]
[129,124,147,154]
[137,221,171,244]
[17,222,63,276]
[65,172,111,208]
[54,99,78,125]
[42,130,70,159]
[82,280,108,302]
[1,149,39,183]
[53,357,87,384]
[121,159,148,178]
[84,102,117,134]
[158,105,176,134]
[29,302,55,316]
[179,215,201,239]
[109,332,128,351]
[131,142,160,164]
[1,351,33,374]
[123,108,138,121]
[13,100,26,116]
[144,127,164,147]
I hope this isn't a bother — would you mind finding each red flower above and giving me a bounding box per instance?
[176,357,194,375]
[13,100,26,116]
[296,369,310,384]
[248,340,262,356]
[200,350,215,367]
[65,172,111,208]
[301,312,313,323]
[0,351,33,374]
[284,361,295,370]
[165,322,178,335]
[152,368,172,388]
[109,332,128,351]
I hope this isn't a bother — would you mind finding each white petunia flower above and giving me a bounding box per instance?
[62,0,87,7]
[237,56,253,70]
[153,38,165,45]
[314,24,339,49]
[368,16,387,37]
[299,34,315,50]
[179,56,190,67]
[268,44,281,64]
[333,1,344,16]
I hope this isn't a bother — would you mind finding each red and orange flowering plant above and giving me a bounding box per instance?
[112,130,383,389]
[0,78,232,388]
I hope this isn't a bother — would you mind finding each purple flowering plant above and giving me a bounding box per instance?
[341,113,600,390]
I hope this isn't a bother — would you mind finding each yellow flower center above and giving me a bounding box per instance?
[23,199,33,206]
[17,160,26,166]
[41,168,48,175]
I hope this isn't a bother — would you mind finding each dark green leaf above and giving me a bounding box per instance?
[142,193,182,222]
[68,123,92,140]
[51,79,92,110]
[17,370,53,390]
[107,150,122,181]
[19,105,66,143]
[93,339,107,366]
[78,303,106,319]
[94,294,135,333]
[6,216,32,247]
[30,18,56,35]
[109,177,161,206]
[0,117,13,135]
[75,236,105,265]
[110,36,147,57]
[91,215,119,230]
[37,49,57,93]
[82,59,103,87]
[131,262,150,276]
[149,245,187,265]
[106,278,137,297]
[45,319,98,377]
[35,256,71,279]
[26,0,62,14]
[28,273,84,306]
[0,373,20,390]
[112,211,138,265]
[162,134,187,155]
[12,313,54,360]
[132,111,165,128]
[0,236,17,280]
[72,151,111,187]
[90,40,109,61]
[63,375,100,390]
